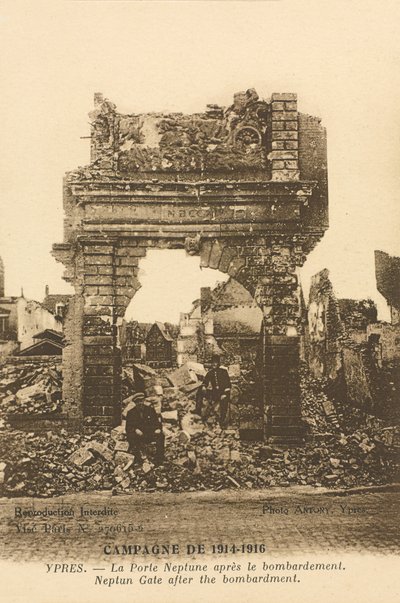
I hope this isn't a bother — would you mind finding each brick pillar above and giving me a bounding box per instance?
[261,333,306,444]
[270,93,299,182]
[251,241,307,444]
[82,243,120,426]
[81,239,145,427]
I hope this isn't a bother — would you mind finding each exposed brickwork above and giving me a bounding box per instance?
[53,89,329,440]
[270,93,299,182]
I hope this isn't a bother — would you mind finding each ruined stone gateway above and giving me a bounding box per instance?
[53,88,328,443]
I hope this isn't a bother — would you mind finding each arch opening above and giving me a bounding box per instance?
[118,248,264,429]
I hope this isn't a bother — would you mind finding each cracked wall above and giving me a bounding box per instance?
[53,88,329,443]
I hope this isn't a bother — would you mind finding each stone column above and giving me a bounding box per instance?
[80,239,144,426]
[81,242,120,426]
[239,238,307,444]
[199,236,307,444]
[55,238,146,427]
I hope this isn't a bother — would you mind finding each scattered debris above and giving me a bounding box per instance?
[0,360,62,416]
[0,362,398,497]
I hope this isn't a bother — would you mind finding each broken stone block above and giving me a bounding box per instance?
[230,450,241,463]
[132,363,156,377]
[115,452,135,466]
[87,441,113,463]
[0,471,5,484]
[120,477,130,490]
[123,458,135,472]
[16,383,44,402]
[217,447,231,461]
[68,448,94,467]
[177,430,191,445]
[114,441,130,453]
[162,425,174,439]
[111,425,126,440]
[163,386,179,396]
[0,462,6,472]
[142,460,153,474]
[168,365,198,389]
[181,380,202,394]
[185,361,206,377]
[181,413,204,435]
[162,410,178,423]
[173,457,187,467]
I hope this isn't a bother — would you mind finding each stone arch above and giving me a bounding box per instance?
[196,237,305,336]
[54,88,329,444]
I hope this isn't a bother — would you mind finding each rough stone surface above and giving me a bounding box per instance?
[53,89,329,441]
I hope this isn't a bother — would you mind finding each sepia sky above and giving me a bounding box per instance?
[0,0,399,323]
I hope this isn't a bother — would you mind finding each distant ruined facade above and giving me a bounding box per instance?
[0,257,63,357]
[177,278,263,365]
[53,88,329,443]
[305,265,399,419]
[375,250,400,326]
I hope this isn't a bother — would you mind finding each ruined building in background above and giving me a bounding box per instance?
[306,269,345,380]
[17,328,64,356]
[369,250,400,362]
[42,285,72,324]
[375,250,400,325]
[177,278,262,365]
[145,322,173,367]
[306,267,399,419]
[53,88,329,443]
[306,269,379,379]
[118,320,147,362]
[0,257,64,359]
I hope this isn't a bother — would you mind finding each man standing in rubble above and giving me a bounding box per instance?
[201,354,231,428]
[125,392,165,465]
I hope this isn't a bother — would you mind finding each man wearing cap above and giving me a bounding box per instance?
[201,354,231,428]
[125,392,164,465]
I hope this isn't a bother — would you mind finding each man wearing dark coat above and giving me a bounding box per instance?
[125,392,164,465]
[197,354,231,428]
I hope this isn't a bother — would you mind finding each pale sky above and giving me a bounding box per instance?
[0,0,399,323]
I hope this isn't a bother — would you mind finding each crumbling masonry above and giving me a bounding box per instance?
[53,89,328,443]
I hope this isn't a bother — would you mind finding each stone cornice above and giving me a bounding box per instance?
[68,179,317,204]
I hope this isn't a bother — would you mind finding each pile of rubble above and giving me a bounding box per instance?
[0,416,398,497]
[0,360,62,416]
[0,361,398,497]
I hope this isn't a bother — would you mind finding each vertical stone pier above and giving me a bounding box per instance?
[54,88,328,439]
